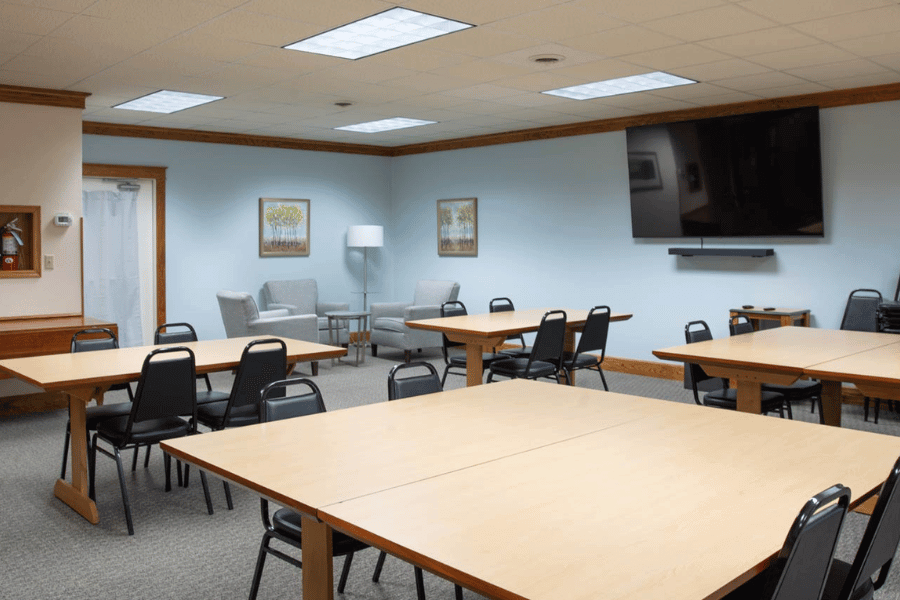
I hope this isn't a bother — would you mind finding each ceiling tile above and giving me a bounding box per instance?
[871,52,900,71]
[3,0,97,12]
[389,72,479,93]
[643,5,777,42]
[549,59,650,82]
[748,43,857,70]
[570,0,728,24]
[429,59,535,84]
[748,82,834,97]
[494,70,588,93]
[699,27,819,56]
[836,32,900,58]
[325,61,419,84]
[686,90,762,105]
[564,25,681,57]
[0,3,75,36]
[645,82,739,100]
[81,0,231,29]
[47,15,182,52]
[403,0,567,26]
[786,59,890,82]
[714,70,810,91]
[0,30,40,55]
[737,0,893,25]
[793,6,900,43]
[487,4,623,41]
[620,43,729,70]
[152,34,268,64]
[422,27,537,58]
[363,46,469,72]
[673,58,771,81]
[241,0,394,28]
[193,9,321,46]
[440,84,526,101]
[822,72,900,90]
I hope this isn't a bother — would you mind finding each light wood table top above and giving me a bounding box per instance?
[653,327,900,426]
[805,341,900,400]
[406,307,632,338]
[163,379,900,600]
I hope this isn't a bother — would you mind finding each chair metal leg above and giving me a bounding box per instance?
[598,366,609,391]
[144,445,152,467]
[224,480,234,510]
[371,344,378,357]
[337,551,354,594]
[311,361,319,376]
[199,470,214,515]
[61,423,70,479]
[89,434,97,500]
[131,446,140,471]
[816,398,825,425]
[414,566,426,600]
[372,550,387,582]
[455,584,464,600]
[785,401,793,420]
[864,397,871,421]
[441,366,450,387]
[248,531,272,600]
[874,398,881,424]
[113,447,135,535]
[164,451,172,492]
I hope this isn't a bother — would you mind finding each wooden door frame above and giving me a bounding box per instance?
[82,164,166,327]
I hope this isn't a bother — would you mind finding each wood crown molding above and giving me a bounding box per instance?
[0,84,89,109]
[81,81,900,157]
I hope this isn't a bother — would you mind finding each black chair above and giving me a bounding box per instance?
[60,328,136,479]
[821,456,900,600]
[560,306,610,390]
[374,362,464,600]
[729,316,824,422]
[489,297,530,357]
[154,322,230,406]
[487,310,567,384]
[726,484,852,600]
[249,378,369,600]
[839,290,885,422]
[684,321,786,416]
[195,338,287,509]
[89,346,213,535]
[440,301,503,385]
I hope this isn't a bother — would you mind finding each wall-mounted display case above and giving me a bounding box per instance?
[1,205,41,278]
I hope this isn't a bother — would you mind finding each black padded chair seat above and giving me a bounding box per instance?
[96,415,190,445]
[85,402,134,429]
[489,357,557,379]
[561,351,599,369]
[499,346,532,358]
[448,352,504,367]
[196,390,230,406]
[273,508,370,555]
[196,401,259,428]
[762,379,822,399]
[704,388,785,414]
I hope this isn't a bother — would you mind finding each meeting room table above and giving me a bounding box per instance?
[653,326,900,427]
[405,307,633,386]
[162,379,900,600]
[0,335,346,525]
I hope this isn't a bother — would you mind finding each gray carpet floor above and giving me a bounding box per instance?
[2,347,899,599]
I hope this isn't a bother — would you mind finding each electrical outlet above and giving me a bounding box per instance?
[43,255,54,270]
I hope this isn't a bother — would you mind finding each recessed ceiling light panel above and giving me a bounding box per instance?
[335,117,437,133]
[284,8,472,60]
[542,71,696,100]
[113,90,223,113]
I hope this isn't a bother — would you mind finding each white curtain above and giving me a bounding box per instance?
[82,190,142,347]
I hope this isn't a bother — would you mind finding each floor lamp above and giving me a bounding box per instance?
[347,225,383,312]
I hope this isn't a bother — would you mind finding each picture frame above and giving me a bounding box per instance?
[259,198,310,257]
[437,198,477,257]
[628,152,663,192]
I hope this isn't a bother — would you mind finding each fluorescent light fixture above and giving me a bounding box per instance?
[284,7,473,60]
[542,71,696,100]
[113,90,223,113]
[336,117,436,133]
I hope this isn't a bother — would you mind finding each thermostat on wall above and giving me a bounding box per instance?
[54,213,73,227]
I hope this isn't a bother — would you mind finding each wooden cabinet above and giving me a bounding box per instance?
[0,205,41,278]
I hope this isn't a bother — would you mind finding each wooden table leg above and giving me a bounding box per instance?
[819,380,843,427]
[54,393,99,524]
[735,380,763,414]
[466,343,485,387]
[564,329,577,386]
[780,315,792,327]
[302,515,334,600]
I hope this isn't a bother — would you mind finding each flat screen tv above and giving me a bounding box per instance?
[625,106,824,238]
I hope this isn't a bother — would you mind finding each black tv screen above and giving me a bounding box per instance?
[626,106,824,238]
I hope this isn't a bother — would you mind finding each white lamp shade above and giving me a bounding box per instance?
[347,225,383,248]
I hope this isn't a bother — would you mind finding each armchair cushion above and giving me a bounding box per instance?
[370,280,460,355]
[263,279,318,315]
[217,291,317,343]
[413,280,461,306]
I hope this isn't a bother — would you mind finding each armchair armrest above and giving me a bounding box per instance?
[266,303,302,314]
[371,302,411,320]
[317,301,350,315]
[247,314,318,342]
[259,308,290,318]
[405,305,441,321]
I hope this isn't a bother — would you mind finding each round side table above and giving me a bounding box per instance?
[325,311,370,366]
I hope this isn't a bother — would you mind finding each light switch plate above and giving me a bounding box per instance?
[43,255,54,270]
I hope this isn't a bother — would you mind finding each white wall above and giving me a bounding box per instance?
[0,102,83,317]
[389,100,900,361]
[82,136,392,342]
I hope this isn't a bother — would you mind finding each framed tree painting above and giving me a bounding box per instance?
[437,198,477,257]
[259,198,310,257]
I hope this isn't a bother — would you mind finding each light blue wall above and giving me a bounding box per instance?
[389,100,900,360]
[84,99,900,360]
[83,136,392,342]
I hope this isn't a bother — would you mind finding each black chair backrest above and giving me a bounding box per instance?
[765,484,851,600]
[528,310,567,365]
[441,301,467,353]
[837,456,900,599]
[125,346,197,438]
[573,306,610,360]
[841,289,883,332]
[71,328,119,353]
[154,322,198,345]
[729,315,754,336]
[683,320,722,403]
[489,297,527,347]
[259,378,326,423]
[387,362,442,400]
[227,339,288,414]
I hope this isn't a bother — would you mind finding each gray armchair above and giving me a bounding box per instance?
[370,280,460,362]
[262,279,349,345]
[216,290,322,375]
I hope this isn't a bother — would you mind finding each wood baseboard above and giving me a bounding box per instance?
[0,391,68,418]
